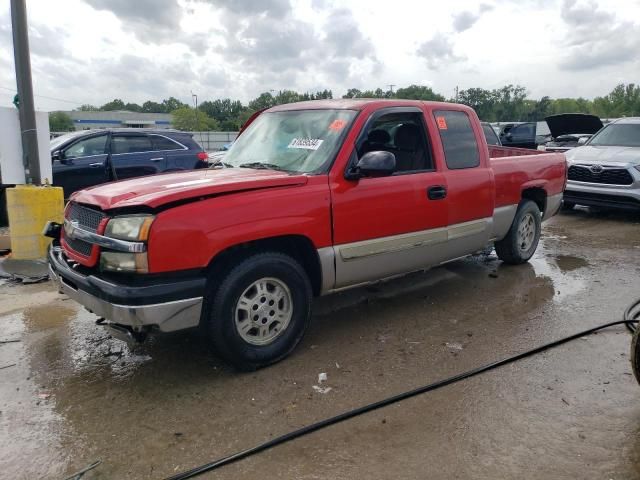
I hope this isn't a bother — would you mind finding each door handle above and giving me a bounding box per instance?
[89,162,103,168]
[150,157,163,162]
[427,185,447,200]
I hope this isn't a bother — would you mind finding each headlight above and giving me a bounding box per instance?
[104,215,154,241]
[100,252,149,273]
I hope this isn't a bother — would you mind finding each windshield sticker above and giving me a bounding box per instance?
[287,138,324,150]
[329,119,347,131]
[436,116,448,130]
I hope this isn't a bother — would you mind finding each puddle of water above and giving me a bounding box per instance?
[530,244,588,302]
[0,311,70,479]
[550,255,589,273]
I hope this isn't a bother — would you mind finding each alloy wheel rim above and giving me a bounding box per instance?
[234,277,293,346]
[517,213,536,252]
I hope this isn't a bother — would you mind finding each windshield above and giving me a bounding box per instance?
[223,109,357,173]
[50,131,83,151]
[588,123,640,147]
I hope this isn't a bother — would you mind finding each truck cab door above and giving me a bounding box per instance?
[330,107,449,289]
[109,133,166,180]
[432,109,495,258]
[52,133,109,198]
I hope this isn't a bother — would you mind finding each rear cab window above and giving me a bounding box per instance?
[434,110,480,169]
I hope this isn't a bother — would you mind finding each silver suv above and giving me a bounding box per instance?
[564,118,640,211]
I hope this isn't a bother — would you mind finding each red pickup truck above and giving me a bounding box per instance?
[47,100,566,370]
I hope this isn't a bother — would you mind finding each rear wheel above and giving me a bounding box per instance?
[495,200,541,265]
[205,252,312,371]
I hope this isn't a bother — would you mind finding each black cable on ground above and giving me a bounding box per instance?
[624,296,640,333]
[165,316,640,480]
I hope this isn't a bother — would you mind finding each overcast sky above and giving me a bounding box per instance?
[0,0,639,111]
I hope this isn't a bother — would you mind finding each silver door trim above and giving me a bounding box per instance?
[337,218,488,262]
[319,205,520,293]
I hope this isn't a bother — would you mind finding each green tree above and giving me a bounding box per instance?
[343,88,363,99]
[199,99,244,123]
[457,87,496,121]
[274,90,301,105]
[49,111,74,131]
[100,99,126,111]
[141,101,164,113]
[395,85,445,101]
[124,102,142,112]
[248,92,276,111]
[171,107,218,131]
[76,104,99,111]
[162,97,188,112]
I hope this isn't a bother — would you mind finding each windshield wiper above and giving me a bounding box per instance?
[209,160,234,168]
[238,162,290,172]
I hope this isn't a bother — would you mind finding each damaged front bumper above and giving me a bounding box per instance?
[48,244,206,333]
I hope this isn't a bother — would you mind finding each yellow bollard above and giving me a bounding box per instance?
[7,185,64,260]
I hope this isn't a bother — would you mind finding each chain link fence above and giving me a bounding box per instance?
[189,131,238,152]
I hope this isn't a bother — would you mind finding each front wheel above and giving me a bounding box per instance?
[495,200,542,265]
[205,252,312,371]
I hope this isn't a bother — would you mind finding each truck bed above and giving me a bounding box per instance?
[489,145,567,210]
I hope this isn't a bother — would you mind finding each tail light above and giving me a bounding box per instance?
[197,152,208,161]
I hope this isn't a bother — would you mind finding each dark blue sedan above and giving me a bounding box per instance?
[50,129,209,197]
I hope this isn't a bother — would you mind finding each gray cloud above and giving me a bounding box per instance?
[452,4,494,32]
[417,35,465,70]
[85,0,181,42]
[453,12,479,32]
[29,25,68,58]
[559,0,640,71]
[0,19,67,59]
[203,1,378,89]
[83,0,208,54]
[324,8,375,59]
[206,0,290,17]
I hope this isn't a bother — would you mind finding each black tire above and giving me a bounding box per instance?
[632,327,640,386]
[205,252,312,371]
[561,201,575,211]
[495,200,542,265]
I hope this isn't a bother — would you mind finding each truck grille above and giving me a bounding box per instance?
[568,165,633,185]
[66,202,106,232]
[65,235,93,256]
[64,203,107,258]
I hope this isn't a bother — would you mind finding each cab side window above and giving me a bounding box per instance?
[63,135,107,158]
[434,110,480,169]
[357,112,433,173]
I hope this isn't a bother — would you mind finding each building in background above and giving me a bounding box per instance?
[61,110,173,130]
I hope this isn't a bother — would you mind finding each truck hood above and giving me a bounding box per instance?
[565,145,640,167]
[545,114,603,138]
[71,168,309,210]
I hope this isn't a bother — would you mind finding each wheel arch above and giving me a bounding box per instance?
[206,235,323,297]
[521,186,547,215]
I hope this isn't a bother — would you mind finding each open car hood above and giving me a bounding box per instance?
[70,168,308,210]
[544,114,603,138]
